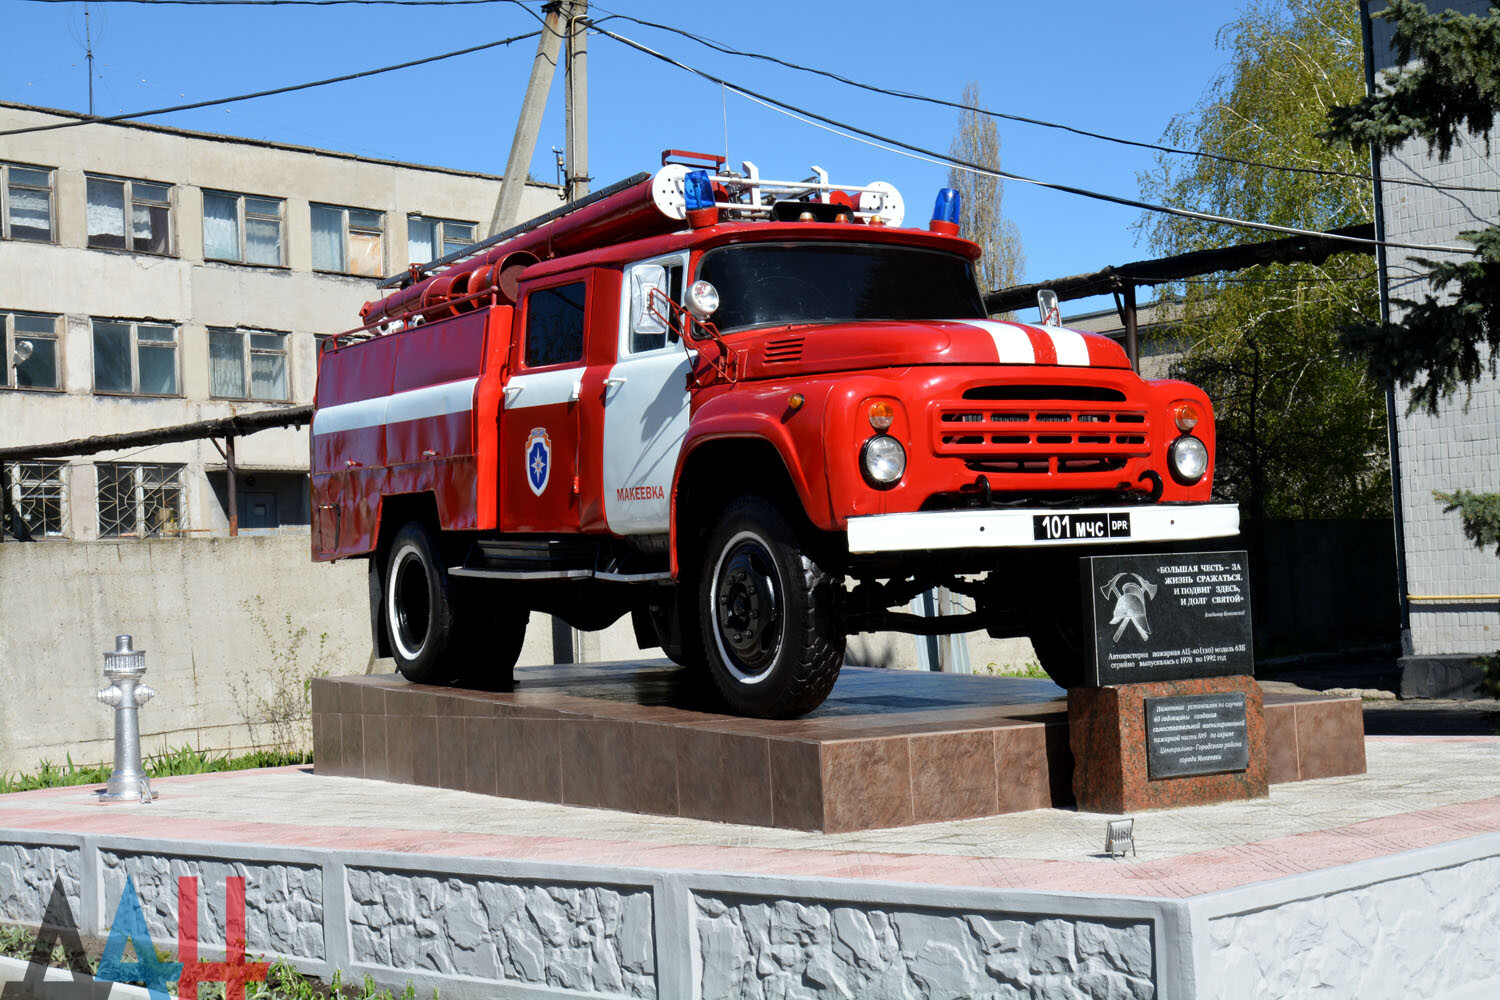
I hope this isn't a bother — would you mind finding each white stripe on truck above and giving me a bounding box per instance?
[312,377,478,435]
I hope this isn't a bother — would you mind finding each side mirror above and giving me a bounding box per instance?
[1037,288,1060,326]
[630,265,669,339]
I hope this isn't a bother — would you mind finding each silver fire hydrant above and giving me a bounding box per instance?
[96,634,157,803]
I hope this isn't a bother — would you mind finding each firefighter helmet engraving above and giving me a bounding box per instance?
[525,427,552,496]
[1101,572,1158,642]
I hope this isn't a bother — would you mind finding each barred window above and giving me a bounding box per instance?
[1,163,54,243]
[97,463,184,538]
[203,191,285,266]
[4,461,66,537]
[209,327,289,401]
[2,311,60,390]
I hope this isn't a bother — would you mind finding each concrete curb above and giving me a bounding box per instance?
[0,954,153,999]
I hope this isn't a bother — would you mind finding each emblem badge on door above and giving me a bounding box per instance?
[525,427,552,496]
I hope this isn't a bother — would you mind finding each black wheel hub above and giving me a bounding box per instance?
[714,540,782,677]
[393,555,432,653]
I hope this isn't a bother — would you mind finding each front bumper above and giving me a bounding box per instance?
[845,502,1240,554]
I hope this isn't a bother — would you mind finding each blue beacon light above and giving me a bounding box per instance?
[930,188,961,235]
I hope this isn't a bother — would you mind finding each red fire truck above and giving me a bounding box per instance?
[311,152,1237,717]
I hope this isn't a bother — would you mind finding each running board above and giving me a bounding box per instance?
[449,566,672,583]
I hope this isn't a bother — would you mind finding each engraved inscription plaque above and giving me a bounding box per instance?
[1144,692,1250,778]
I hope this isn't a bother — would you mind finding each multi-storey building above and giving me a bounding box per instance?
[0,101,557,540]
[1362,2,1500,685]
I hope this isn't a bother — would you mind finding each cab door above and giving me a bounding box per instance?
[599,253,692,536]
[500,276,590,533]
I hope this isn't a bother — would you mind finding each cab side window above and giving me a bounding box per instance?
[524,282,586,368]
[626,257,686,355]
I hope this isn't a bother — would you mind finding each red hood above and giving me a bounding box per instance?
[735,319,1132,380]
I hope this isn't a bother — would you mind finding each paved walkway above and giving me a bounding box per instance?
[2,736,1498,900]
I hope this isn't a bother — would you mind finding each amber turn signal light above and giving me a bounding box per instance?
[1173,401,1200,433]
[868,401,895,431]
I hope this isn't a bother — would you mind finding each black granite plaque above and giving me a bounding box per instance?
[1085,549,1253,685]
[1144,693,1250,778]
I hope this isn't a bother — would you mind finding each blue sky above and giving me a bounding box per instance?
[3,0,1251,315]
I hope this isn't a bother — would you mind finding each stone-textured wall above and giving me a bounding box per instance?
[0,844,80,926]
[346,868,655,998]
[1207,855,1500,999]
[691,893,1154,1000]
[100,851,324,961]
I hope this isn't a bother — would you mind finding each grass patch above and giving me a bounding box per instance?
[0,746,310,795]
[978,661,1052,680]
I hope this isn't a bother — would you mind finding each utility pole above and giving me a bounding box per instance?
[563,2,588,203]
[488,0,589,236]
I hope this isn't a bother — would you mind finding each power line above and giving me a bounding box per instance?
[23,0,532,6]
[588,8,1497,197]
[0,29,541,137]
[586,23,1481,258]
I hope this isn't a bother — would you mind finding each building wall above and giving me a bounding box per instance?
[1368,9,1500,657]
[0,535,652,774]
[0,101,559,541]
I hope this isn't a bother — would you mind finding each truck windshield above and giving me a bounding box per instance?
[697,243,986,332]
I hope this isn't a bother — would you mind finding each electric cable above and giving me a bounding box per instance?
[587,23,1480,257]
[587,8,1498,197]
[0,29,541,137]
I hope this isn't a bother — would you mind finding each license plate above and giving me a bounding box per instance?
[1032,511,1132,542]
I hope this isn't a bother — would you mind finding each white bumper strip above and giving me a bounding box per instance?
[312,377,478,436]
[846,503,1240,554]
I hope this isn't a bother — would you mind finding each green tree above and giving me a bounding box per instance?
[1325,0,1500,688]
[1138,0,1390,520]
[947,81,1025,299]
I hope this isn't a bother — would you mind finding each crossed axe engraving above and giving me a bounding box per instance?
[1100,572,1158,642]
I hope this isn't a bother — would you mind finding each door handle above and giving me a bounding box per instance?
[503,385,524,406]
[570,379,582,402]
[602,376,628,388]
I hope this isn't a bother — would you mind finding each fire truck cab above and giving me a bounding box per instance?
[311,153,1238,718]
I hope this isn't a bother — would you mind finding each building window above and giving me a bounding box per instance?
[2,163,54,242]
[203,191,284,266]
[97,463,184,538]
[408,215,477,264]
[2,311,61,390]
[4,461,66,537]
[311,204,383,276]
[92,319,179,395]
[86,175,173,254]
[209,327,289,401]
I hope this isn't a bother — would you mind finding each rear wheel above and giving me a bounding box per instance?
[452,600,529,692]
[699,497,844,718]
[1027,614,1088,689]
[384,522,461,684]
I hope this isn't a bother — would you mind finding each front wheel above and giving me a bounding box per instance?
[698,497,844,718]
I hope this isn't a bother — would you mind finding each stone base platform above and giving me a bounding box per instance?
[0,737,1497,999]
[311,662,1365,832]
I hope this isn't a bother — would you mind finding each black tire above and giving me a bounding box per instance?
[698,497,844,718]
[452,602,529,692]
[1027,617,1087,689]
[384,522,461,684]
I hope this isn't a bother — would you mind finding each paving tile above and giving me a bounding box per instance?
[361,715,388,781]
[822,737,913,833]
[768,739,824,831]
[910,731,997,823]
[1296,700,1367,780]
[1264,703,1301,783]
[676,729,773,826]
[463,715,499,797]
[494,717,562,803]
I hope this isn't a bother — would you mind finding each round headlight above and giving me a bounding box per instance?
[861,435,906,487]
[686,279,720,320]
[1169,435,1209,485]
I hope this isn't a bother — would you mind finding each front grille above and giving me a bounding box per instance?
[935,393,1152,473]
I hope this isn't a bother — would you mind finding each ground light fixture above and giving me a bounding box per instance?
[1105,818,1136,858]
[96,634,157,803]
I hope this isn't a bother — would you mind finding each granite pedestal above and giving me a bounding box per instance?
[311,661,1365,832]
